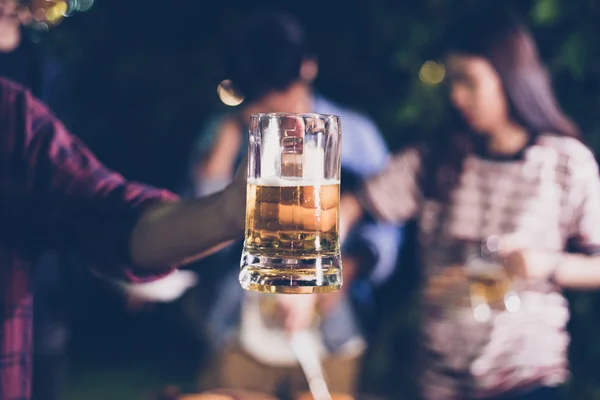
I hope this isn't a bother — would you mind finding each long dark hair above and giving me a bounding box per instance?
[422,7,580,202]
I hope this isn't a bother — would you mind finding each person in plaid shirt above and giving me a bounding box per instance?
[0,2,84,397]
[0,77,247,400]
[341,7,600,400]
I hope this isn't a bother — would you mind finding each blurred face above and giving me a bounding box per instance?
[0,0,19,25]
[446,54,509,134]
[0,0,21,51]
[0,0,17,16]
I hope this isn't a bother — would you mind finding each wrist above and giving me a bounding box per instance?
[547,254,565,286]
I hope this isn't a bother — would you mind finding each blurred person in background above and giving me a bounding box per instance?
[0,75,247,400]
[0,2,80,399]
[181,11,403,397]
[0,0,74,122]
[340,6,600,400]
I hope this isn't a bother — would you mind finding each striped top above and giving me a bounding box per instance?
[360,134,600,398]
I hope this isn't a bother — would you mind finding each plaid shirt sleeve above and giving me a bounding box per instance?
[20,86,178,282]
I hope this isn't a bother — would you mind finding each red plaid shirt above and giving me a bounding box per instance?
[0,78,177,399]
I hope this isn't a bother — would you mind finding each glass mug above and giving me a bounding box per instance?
[239,113,343,294]
[466,236,521,322]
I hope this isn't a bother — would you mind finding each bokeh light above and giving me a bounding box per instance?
[419,60,446,86]
[26,0,95,28]
[504,292,521,312]
[28,0,67,25]
[217,80,244,106]
[473,303,491,322]
[67,0,94,14]
[45,0,67,23]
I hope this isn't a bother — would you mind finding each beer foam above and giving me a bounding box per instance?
[248,177,340,187]
[302,142,324,180]
[261,121,282,177]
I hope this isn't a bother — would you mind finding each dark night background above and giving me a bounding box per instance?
[31,0,600,398]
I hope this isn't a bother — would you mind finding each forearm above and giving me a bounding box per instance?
[339,193,364,243]
[129,186,244,270]
[554,254,600,289]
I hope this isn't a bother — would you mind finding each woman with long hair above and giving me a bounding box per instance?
[342,7,600,400]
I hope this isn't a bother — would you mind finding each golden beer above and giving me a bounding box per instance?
[241,112,342,294]
[245,179,340,257]
[469,271,511,308]
[468,267,521,321]
[240,178,342,294]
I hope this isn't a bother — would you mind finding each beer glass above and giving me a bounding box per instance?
[467,237,521,322]
[240,113,342,294]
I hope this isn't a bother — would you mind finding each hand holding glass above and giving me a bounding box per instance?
[467,236,521,322]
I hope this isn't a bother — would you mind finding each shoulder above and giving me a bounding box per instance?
[0,77,29,101]
[0,77,56,127]
[217,115,243,137]
[535,134,598,178]
[536,134,596,164]
[537,134,593,156]
[198,113,239,136]
[314,95,381,137]
[195,113,240,146]
[190,113,243,165]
